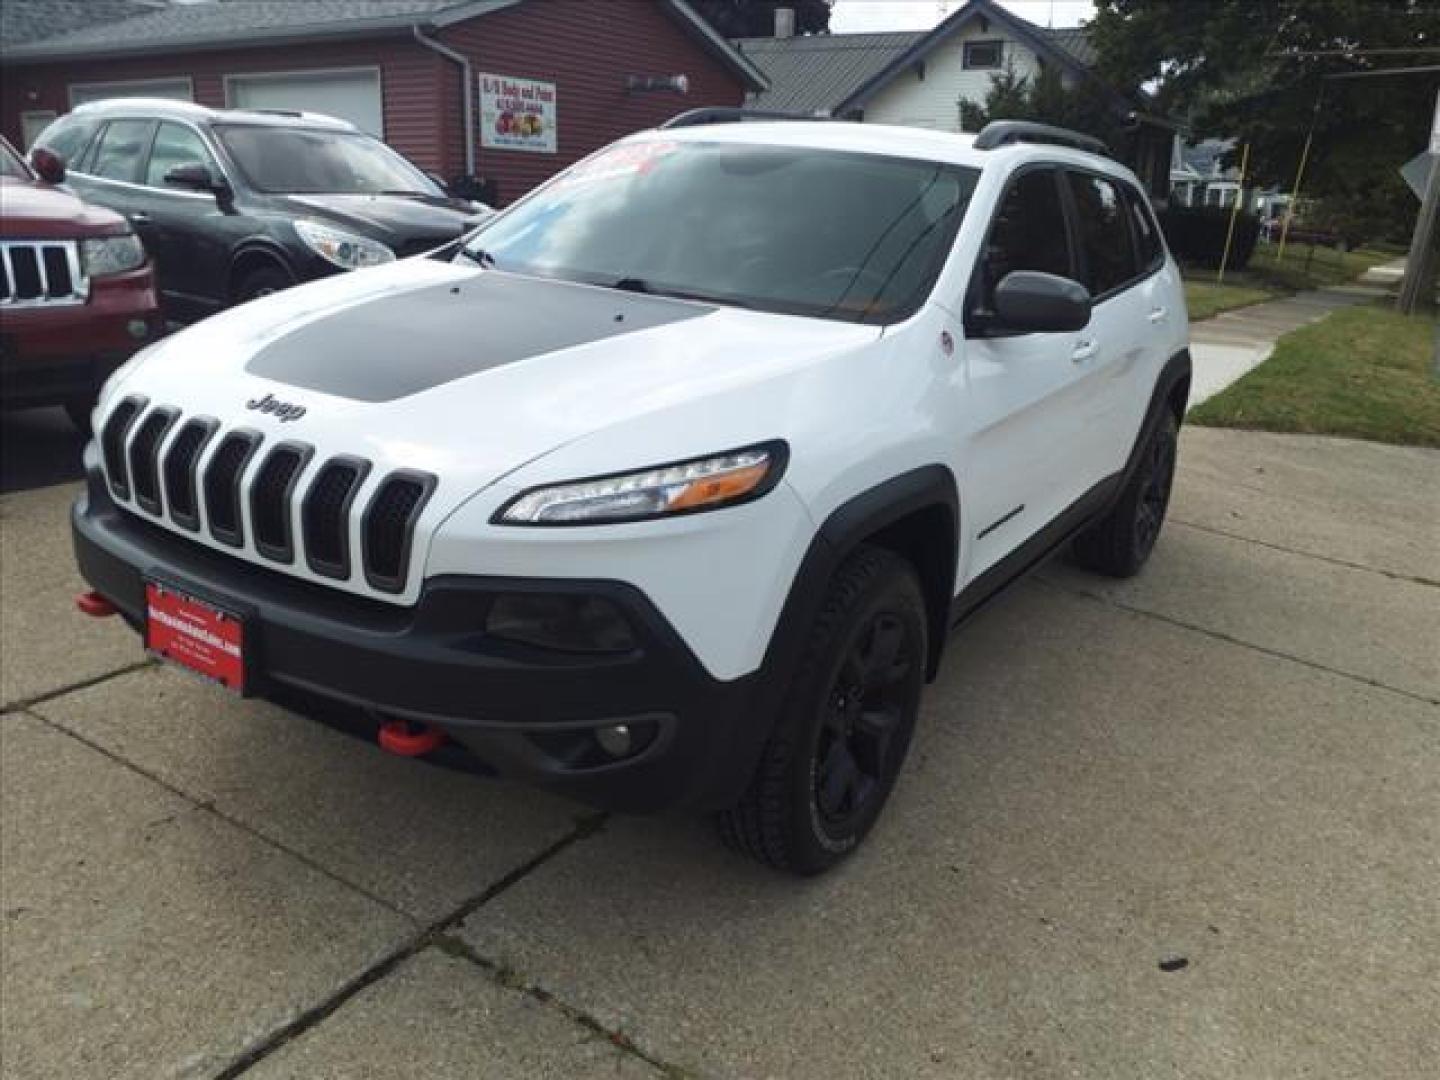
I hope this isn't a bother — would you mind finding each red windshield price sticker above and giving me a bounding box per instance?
[145,582,245,693]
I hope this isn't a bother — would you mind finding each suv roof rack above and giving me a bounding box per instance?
[972,120,1110,157]
[660,107,832,130]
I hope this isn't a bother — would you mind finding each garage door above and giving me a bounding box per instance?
[227,70,383,136]
[69,78,193,107]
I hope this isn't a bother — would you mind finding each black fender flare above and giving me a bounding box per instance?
[228,239,297,298]
[749,464,960,722]
[1114,347,1192,497]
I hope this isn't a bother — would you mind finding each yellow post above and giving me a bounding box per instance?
[1276,129,1315,264]
[1218,141,1251,285]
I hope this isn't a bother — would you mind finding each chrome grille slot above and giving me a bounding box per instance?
[249,442,313,563]
[128,407,178,515]
[303,456,370,579]
[100,396,147,501]
[361,471,436,593]
[0,240,86,305]
[162,418,218,531]
[204,430,262,548]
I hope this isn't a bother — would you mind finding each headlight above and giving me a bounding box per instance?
[294,219,394,270]
[495,442,787,525]
[80,233,146,277]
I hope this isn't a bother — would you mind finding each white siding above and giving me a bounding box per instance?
[862,23,1067,133]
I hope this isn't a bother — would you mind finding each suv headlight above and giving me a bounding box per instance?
[294,219,395,270]
[495,443,787,525]
[80,232,146,277]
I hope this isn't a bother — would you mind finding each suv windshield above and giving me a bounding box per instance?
[214,124,442,197]
[461,140,980,324]
[0,139,30,180]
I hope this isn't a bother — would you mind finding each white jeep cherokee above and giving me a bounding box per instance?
[72,114,1190,874]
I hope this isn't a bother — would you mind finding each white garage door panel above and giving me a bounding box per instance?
[70,78,193,107]
[227,71,383,136]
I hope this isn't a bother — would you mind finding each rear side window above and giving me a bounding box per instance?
[36,115,100,165]
[146,122,220,187]
[975,166,1072,307]
[1065,171,1137,296]
[1125,186,1164,271]
[89,119,155,184]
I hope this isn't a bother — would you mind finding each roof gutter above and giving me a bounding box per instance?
[412,24,474,177]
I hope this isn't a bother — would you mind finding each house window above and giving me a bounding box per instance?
[964,40,1004,70]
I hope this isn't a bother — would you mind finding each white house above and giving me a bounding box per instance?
[734,0,1175,196]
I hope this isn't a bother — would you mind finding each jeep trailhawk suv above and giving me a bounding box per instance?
[72,114,1190,874]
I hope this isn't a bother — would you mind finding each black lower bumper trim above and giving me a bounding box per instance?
[71,460,770,813]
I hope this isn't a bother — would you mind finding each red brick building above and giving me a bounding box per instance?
[0,0,765,203]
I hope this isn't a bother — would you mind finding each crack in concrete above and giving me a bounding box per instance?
[1034,578,1440,709]
[431,930,694,1078]
[1170,517,1440,588]
[204,814,642,1080]
[27,710,415,922]
[1,657,157,716]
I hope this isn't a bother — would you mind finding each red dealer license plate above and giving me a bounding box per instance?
[145,581,247,693]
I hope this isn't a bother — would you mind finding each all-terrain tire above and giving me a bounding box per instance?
[717,545,927,875]
[1072,409,1179,577]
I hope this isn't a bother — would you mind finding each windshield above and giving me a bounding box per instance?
[0,139,30,180]
[460,140,979,324]
[214,124,442,196]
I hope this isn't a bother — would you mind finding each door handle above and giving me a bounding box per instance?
[1149,306,1169,323]
[128,212,151,225]
[1071,339,1098,363]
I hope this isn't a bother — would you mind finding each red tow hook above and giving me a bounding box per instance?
[378,718,446,757]
[76,591,119,618]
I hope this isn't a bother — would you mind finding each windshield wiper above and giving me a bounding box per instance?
[608,277,742,308]
[456,247,496,269]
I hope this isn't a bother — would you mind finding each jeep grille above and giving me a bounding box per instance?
[99,397,434,596]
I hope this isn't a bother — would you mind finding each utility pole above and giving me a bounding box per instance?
[1397,86,1440,315]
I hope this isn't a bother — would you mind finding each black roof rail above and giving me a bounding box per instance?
[972,120,1110,157]
[660,107,832,129]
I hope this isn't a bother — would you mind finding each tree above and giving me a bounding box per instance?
[958,62,1131,148]
[688,0,832,38]
[1089,0,1439,241]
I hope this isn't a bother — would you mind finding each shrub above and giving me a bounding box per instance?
[1158,206,1261,270]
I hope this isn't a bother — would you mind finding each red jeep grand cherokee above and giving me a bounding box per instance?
[0,135,162,430]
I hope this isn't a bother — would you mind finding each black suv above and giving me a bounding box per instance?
[31,99,491,323]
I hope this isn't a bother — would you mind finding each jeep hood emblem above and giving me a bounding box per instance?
[246,392,307,422]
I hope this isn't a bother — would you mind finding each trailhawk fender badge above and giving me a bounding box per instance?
[245,392,307,423]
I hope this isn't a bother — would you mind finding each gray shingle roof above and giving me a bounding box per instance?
[0,0,162,46]
[734,31,924,114]
[735,21,1099,117]
[2,0,461,55]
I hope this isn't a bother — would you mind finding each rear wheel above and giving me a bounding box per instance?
[717,545,927,875]
[234,264,293,306]
[1073,410,1179,577]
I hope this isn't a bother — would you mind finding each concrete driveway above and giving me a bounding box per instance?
[2,420,1436,1079]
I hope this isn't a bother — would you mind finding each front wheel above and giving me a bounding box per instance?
[1072,409,1179,577]
[234,265,293,306]
[717,546,927,875]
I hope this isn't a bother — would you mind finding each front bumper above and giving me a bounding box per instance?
[71,464,771,813]
[1,266,163,408]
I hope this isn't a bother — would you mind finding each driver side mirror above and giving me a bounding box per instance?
[990,271,1092,333]
[30,147,66,185]
[164,161,226,195]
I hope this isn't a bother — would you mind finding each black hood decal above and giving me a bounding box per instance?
[244,271,713,402]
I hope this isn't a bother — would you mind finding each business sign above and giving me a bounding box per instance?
[479,73,556,154]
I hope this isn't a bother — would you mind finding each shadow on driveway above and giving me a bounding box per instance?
[1,408,87,494]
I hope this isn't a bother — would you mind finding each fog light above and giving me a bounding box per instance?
[596,723,633,758]
[127,318,150,340]
[486,594,636,654]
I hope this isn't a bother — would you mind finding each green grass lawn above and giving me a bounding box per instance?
[1183,246,1397,322]
[1189,304,1440,448]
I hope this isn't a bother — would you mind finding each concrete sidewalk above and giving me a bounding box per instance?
[2,426,1437,1079]
[1186,259,1404,407]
